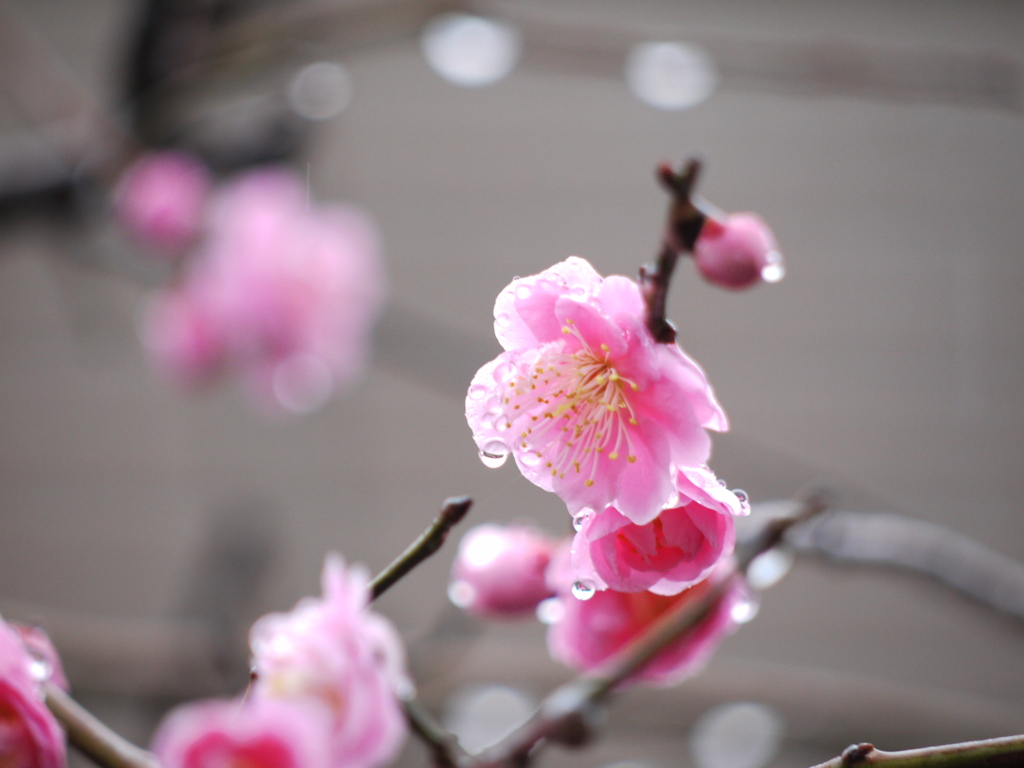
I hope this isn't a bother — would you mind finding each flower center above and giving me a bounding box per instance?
[502,320,639,485]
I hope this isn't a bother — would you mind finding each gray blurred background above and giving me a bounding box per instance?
[1,1,1023,767]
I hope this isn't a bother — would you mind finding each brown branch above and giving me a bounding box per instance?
[44,682,159,768]
[472,488,832,768]
[370,496,473,601]
[640,158,712,344]
[404,697,472,768]
[809,734,1024,768]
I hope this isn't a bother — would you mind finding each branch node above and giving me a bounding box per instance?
[841,743,875,764]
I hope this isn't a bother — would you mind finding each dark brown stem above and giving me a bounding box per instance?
[473,488,832,768]
[404,698,472,768]
[640,158,711,344]
[809,734,1024,768]
[44,683,159,768]
[369,496,473,601]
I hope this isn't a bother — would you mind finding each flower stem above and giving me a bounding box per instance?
[404,697,472,768]
[641,158,710,344]
[44,682,159,768]
[369,496,473,600]
[809,734,1024,768]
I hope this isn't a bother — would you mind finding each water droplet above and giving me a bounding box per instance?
[747,548,794,590]
[571,580,596,600]
[520,452,541,467]
[468,384,487,401]
[536,597,565,624]
[448,580,476,608]
[395,678,418,701]
[570,285,587,299]
[479,439,509,468]
[495,419,510,432]
[732,488,751,513]
[496,313,511,328]
[515,285,531,300]
[761,260,785,284]
[718,478,728,488]
[572,510,592,531]
[28,657,51,683]
[730,590,760,624]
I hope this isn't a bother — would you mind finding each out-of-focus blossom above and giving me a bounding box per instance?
[545,555,739,687]
[0,618,66,768]
[692,213,783,290]
[467,257,727,524]
[572,466,741,595]
[152,697,331,768]
[449,524,557,617]
[114,151,211,253]
[143,168,385,413]
[249,554,407,768]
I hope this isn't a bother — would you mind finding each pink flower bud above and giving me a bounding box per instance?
[693,213,784,290]
[10,624,69,693]
[572,467,740,596]
[152,697,332,768]
[545,557,740,687]
[0,619,66,768]
[449,524,557,617]
[114,151,211,253]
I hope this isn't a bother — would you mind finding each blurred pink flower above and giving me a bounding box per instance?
[114,151,211,253]
[572,466,741,595]
[0,619,65,768]
[545,556,740,687]
[449,524,557,617]
[10,624,69,693]
[467,257,727,524]
[249,554,407,768]
[152,697,332,768]
[693,213,784,290]
[143,168,385,412]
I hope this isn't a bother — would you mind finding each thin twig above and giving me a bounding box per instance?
[640,158,711,344]
[473,488,832,768]
[44,682,159,768]
[369,496,473,601]
[809,734,1024,768]
[404,697,472,768]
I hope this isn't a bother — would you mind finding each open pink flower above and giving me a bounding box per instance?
[545,557,740,687]
[152,697,332,768]
[114,150,211,253]
[467,257,727,524]
[0,619,66,768]
[143,168,385,412]
[449,524,557,617]
[572,466,741,595]
[693,213,784,290]
[249,555,407,768]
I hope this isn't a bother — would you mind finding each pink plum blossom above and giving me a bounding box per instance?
[152,697,332,768]
[0,618,66,768]
[692,213,784,290]
[545,554,740,687]
[142,167,385,412]
[10,625,69,694]
[572,466,741,595]
[467,257,727,524]
[249,554,407,768]
[114,151,211,253]
[449,524,557,617]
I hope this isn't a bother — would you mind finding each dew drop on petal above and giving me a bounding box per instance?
[732,488,751,513]
[718,478,728,488]
[515,285,531,300]
[536,597,565,624]
[730,590,760,624]
[520,452,541,467]
[448,580,476,608]
[496,313,511,328]
[479,439,509,468]
[572,511,592,532]
[468,384,487,401]
[761,263,785,283]
[571,580,596,600]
